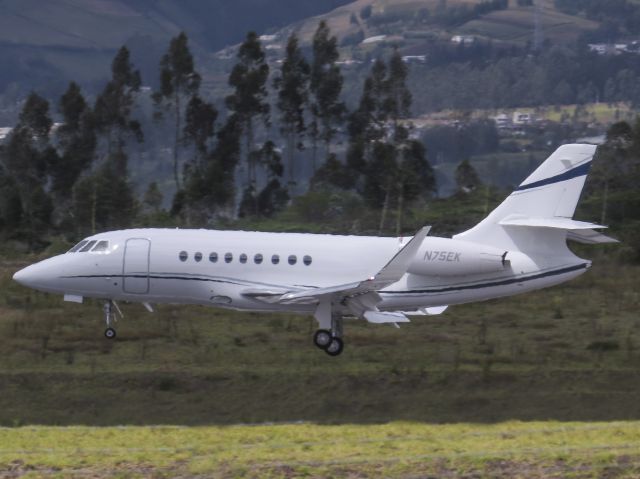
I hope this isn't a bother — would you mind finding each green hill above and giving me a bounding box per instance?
[0,0,351,95]
[277,0,599,52]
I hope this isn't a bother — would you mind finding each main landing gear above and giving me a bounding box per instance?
[313,301,345,356]
[103,300,122,340]
[313,329,344,356]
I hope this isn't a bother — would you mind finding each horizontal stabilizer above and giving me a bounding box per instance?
[567,229,619,244]
[363,311,410,324]
[499,215,607,230]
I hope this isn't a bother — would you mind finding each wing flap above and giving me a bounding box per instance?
[278,226,431,305]
[363,311,410,324]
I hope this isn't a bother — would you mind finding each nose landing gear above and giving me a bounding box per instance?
[103,300,122,340]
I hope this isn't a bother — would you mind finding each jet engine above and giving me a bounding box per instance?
[407,237,508,276]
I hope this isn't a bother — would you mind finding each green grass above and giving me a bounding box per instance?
[1,250,639,476]
[2,421,640,477]
[0,251,638,426]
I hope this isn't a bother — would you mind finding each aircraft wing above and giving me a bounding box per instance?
[276,226,430,305]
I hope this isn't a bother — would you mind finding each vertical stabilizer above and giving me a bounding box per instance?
[454,144,597,254]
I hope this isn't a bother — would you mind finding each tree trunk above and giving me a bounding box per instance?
[378,181,391,235]
[91,178,97,235]
[288,130,295,187]
[310,118,318,173]
[395,180,404,237]
[173,93,181,190]
[601,178,609,225]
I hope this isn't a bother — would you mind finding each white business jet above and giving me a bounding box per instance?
[13,144,616,356]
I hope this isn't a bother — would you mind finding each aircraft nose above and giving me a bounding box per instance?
[13,264,38,287]
[12,262,55,290]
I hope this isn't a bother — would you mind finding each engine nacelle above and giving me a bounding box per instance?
[408,237,507,277]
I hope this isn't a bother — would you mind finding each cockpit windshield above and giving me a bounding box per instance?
[79,240,97,252]
[67,239,111,253]
[68,240,89,253]
[92,240,109,252]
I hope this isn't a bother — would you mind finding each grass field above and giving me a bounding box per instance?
[0,252,639,426]
[3,421,640,477]
[1,246,639,477]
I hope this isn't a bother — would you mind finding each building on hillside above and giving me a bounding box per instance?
[513,111,536,125]
[492,113,512,130]
[451,35,475,45]
[362,35,387,44]
[335,59,363,67]
[587,43,639,55]
[0,127,12,143]
[402,55,427,64]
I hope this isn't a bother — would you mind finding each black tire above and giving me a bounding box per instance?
[104,327,116,339]
[313,329,332,349]
[325,337,344,356]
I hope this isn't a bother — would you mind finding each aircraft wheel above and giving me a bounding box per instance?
[313,329,332,349]
[325,337,344,357]
[104,327,116,340]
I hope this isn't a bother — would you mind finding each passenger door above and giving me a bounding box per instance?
[123,238,150,294]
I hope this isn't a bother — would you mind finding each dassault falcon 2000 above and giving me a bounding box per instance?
[13,143,616,356]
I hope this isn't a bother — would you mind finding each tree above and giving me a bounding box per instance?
[83,46,142,234]
[72,153,138,234]
[226,31,270,214]
[395,140,435,234]
[256,141,289,217]
[153,32,201,190]
[54,82,96,203]
[1,92,55,246]
[143,181,163,214]
[179,115,241,222]
[94,46,143,157]
[380,50,412,234]
[183,95,218,169]
[455,159,482,192]
[274,33,310,186]
[310,21,345,170]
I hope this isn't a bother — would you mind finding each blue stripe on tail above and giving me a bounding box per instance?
[515,161,592,191]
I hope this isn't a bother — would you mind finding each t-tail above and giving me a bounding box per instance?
[454,143,617,258]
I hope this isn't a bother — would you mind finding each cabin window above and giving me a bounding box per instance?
[179,251,188,262]
[91,240,109,253]
[272,254,280,265]
[194,252,203,262]
[79,240,97,252]
[239,253,247,264]
[254,253,263,264]
[288,255,297,265]
[68,240,88,253]
[225,252,233,263]
[209,252,218,263]
[303,255,312,266]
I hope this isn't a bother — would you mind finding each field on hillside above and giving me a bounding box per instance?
[3,421,640,478]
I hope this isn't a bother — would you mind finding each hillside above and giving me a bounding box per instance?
[0,0,350,96]
[271,0,599,54]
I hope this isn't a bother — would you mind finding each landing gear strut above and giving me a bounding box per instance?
[103,300,119,340]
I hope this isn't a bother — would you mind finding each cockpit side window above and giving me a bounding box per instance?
[91,240,109,253]
[79,240,97,252]
[68,240,89,253]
